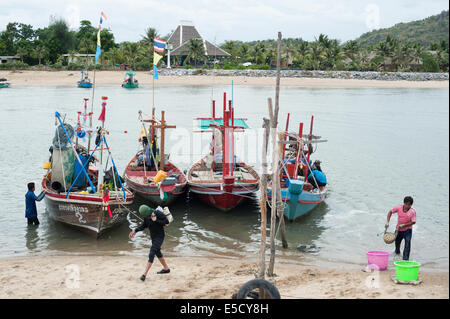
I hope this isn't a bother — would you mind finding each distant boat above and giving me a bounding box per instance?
[42,97,134,238]
[0,78,10,88]
[267,114,328,220]
[124,109,187,205]
[122,70,139,88]
[77,70,92,88]
[187,92,260,211]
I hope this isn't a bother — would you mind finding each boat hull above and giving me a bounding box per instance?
[126,180,185,206]
[43,177,134,238]
[187,157,260,212]
[77,82,92,88]
[122,83,139,88]
[189,184,257,211]
[267,187,326,220]
[124,157,187,206]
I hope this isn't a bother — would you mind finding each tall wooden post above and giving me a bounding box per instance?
[267,31,288,277]
[258,118,270,279]
[267,98,277,277]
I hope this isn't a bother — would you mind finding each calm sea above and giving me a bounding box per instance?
[0,83,448,271]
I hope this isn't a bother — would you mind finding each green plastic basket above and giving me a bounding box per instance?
[394,261,421,282]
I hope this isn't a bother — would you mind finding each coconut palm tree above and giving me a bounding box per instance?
[184,38,205,66]
[141,27,159,47]
[16,46,28,63]
[308,41,325,70]
[32,45,48,65]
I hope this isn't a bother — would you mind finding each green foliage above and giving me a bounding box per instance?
[357,10,449,47]
[184,64,193,69]
[421,52,439,72]
[135,60,151,70]
[67,62,83,70]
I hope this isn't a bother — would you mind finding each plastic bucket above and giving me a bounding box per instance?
[366,251,390,270]
[394,261,421,282]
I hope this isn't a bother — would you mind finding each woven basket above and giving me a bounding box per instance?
[384,231,398,244]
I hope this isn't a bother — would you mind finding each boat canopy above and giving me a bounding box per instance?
[196,118,249,129]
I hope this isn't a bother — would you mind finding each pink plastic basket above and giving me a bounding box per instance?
[366,251,390,270]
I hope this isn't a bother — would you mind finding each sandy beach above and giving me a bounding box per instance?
[0,255,447,299]
[1,70,448,88]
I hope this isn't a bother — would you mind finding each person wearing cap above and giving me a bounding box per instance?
[129,205,170,281]
[386,196,416,260]
[25,182,45,225]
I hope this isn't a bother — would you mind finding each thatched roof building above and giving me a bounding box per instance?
[167,20,230,57]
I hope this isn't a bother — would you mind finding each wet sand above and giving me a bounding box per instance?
[0,255,447,299]
[1,70,448,88]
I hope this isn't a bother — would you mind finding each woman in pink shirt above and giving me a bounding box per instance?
[386,196,416,260]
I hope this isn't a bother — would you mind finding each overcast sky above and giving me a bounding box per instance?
[1,0,448,44]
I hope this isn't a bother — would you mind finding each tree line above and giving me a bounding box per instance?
[0,17,448,72]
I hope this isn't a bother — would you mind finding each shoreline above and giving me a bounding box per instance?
[0,254,448,299]
[1,70,448,88]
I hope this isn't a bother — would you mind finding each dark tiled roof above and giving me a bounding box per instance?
[167,22,230,56]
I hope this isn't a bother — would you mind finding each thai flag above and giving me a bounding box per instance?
[100,11,107,24]
[154,37,166,53]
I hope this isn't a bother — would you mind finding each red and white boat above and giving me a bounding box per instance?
[187,92,260,211]
[124,110,187,205]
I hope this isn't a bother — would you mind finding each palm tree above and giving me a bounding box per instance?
[120,42,140,67]
[323,39,340,70]
[32,45,48,65]
[308,41,325,70]
[342,40,359,63]
[184,38,205,66]
[411,43,423,65]
[16,46,28,63]
[141,27,159,47]
[283,43,296,67]
[239,43,250,62]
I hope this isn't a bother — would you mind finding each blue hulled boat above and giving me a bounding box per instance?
[267,114,328,221]
[77,70,92,88]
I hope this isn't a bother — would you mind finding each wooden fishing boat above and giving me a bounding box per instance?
[0,78,10,88]
[187,92,260,211]
[124,110,187,205]
[267,114,328,221]
[77,70,92,88]
[42,97,134,237]
[121,70,139,88]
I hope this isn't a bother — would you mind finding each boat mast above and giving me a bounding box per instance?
[304,115,314,177]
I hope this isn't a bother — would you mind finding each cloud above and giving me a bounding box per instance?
[0,0,448,44]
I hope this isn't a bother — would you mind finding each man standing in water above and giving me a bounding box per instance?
[386,196,416,260]
[129,205,170,281]
[25,182,45,225]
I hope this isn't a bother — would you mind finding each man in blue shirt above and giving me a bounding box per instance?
[25,182,45,225]
[307,169,327,190]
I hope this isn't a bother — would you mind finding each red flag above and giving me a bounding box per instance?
[98,102,106,122]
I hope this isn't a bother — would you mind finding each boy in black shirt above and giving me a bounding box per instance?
[129,205,170,281]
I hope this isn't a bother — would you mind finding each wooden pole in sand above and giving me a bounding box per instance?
[267,97,278,277]
[274,31,288,249]
[258,118,270,279]
[267,31,288,276]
